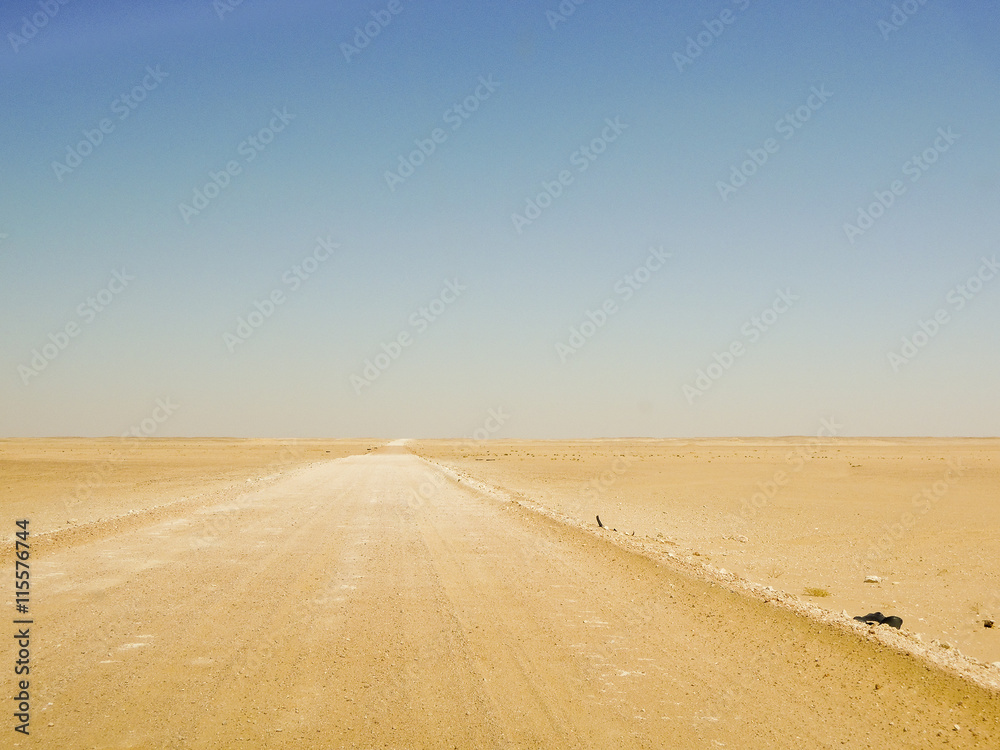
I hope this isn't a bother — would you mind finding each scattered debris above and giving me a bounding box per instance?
[595,515,619,532]
[854,612,902,629]
[864,575,882,584]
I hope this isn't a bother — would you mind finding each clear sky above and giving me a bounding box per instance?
[2,0,998,438]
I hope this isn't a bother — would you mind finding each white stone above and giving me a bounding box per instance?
[864,575,882,583]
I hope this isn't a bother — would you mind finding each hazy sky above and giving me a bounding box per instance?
[2,0,998,438]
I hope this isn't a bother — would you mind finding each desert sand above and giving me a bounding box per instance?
[409,438,1000,668]
[2,438,999,748]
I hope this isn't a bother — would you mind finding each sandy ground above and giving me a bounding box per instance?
[2,439,999,748]
[410,439,1000,668]
[0,438,382,552]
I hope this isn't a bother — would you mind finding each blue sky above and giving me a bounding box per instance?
[1,0,998,438]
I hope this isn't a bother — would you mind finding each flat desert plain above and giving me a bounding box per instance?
[2,437,999,748]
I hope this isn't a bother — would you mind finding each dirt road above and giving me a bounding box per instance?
[15,449,999,748]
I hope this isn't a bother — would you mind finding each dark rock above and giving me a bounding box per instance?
[854,612,902,629]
